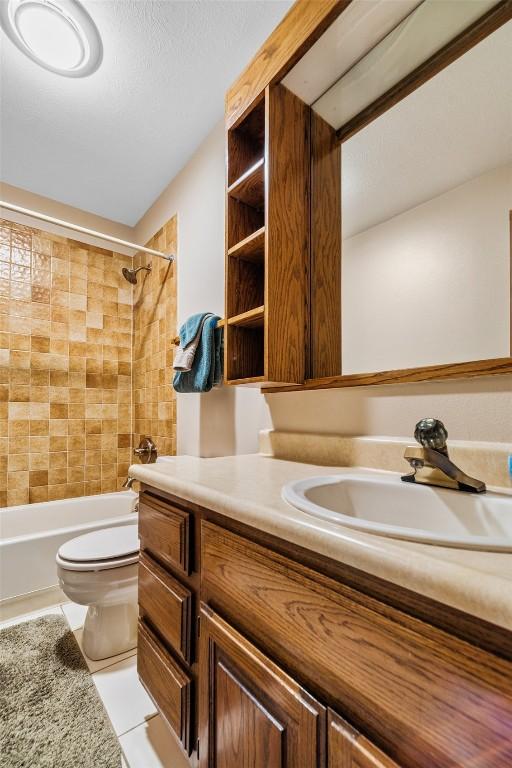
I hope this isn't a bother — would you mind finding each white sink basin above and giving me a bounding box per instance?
[282,471,512,550]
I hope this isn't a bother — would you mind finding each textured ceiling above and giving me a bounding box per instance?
[343,20,512,238]
[0,0,293,225]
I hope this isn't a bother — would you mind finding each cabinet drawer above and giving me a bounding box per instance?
[328,709,400,768]
[138,621,192,753]
[139,492,190,574]
[139,553,192,664]
[201,522,512,768]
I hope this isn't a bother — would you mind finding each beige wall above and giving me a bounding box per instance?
[138,123,511,451]
[264,376,512,443]
[136,121,267,457]
[342,164,512,373]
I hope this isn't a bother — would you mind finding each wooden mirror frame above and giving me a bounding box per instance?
[225,0,512,393]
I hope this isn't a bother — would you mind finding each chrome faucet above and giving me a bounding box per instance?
[122,476,136,489]
[401,418,486,493]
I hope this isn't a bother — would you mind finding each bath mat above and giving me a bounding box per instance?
[0,615,122,768]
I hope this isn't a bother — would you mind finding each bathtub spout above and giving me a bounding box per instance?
[122,476,136,490]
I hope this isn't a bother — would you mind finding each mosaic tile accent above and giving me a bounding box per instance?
[0,219,134,507]
[132,217,177,459]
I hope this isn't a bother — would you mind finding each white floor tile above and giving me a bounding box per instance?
[92,655,157,736]
[120,716,191,768]
[0,603,64,630]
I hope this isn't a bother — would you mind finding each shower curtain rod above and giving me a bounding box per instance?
[0,201,175,262]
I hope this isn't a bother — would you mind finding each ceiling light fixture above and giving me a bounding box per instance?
[0,0,102,77]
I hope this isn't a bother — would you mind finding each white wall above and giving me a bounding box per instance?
[135,121,269,457]
[135,122,511,453]
[342,164,512,373]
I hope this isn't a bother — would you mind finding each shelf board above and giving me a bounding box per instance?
[225,375,266,387]
[227,227,265,263]
[228,158,264,209]
[227,306,265,329]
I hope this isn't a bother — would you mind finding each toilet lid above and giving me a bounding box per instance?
[58,525,139,563]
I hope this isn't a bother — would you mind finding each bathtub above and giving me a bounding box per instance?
[0,491,138,601]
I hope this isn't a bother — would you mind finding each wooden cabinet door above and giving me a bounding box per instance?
[198,603,325,768]
[328,710,400,768]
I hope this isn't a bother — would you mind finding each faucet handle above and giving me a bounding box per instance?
[133,436,158,464]
[414,418,448,453]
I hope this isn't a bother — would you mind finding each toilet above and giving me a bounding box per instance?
[56,525,139,661]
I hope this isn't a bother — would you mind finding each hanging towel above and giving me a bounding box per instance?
[173,314,222,393]
[173,313,213,372]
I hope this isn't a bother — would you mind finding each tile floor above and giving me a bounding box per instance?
[0,594,191,768]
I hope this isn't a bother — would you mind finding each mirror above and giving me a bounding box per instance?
[284,1,512,380]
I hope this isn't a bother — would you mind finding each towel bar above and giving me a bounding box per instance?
[172,318,225,346]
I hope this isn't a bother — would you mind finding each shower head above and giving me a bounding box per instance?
[122,264,152,284]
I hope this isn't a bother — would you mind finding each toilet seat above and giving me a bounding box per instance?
[56,551,139,571]
[57,525,139,571]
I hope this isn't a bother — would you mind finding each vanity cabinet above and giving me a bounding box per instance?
[137,484,512,767]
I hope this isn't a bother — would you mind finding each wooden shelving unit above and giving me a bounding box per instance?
[224,85,310,386]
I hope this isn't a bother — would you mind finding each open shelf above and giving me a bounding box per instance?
[227,196,264,250]
[228,159,264,210]
[228,305,264,329]
[227,227,265,263]
[226,325,264,381]
[227,253,264,317]
[227,95,265,185]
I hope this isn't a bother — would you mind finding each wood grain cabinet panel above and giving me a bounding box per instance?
[328,710,400,768]
[198,603,325,768]
[201,522,512,768]
[138,553,192,663]
[138,621,192,753]
[139,491,190,574]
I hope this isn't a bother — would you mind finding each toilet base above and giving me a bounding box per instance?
[82,601,138,661]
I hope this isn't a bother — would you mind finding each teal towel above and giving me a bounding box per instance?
[173,314,222,393]
[213,324,224,386]
[177,312,211,347]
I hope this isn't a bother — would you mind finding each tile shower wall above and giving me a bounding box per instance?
[0,219,133,507]
[132,217,177,458]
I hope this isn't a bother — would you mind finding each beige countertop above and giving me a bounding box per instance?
[129,454,512,631]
